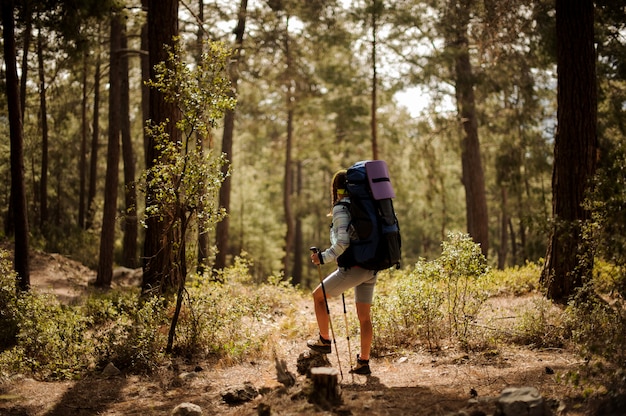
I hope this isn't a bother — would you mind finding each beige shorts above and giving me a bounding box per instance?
[320,266,377,304]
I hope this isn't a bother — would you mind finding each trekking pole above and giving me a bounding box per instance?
[342,293,354,375]
[310,247,343,380]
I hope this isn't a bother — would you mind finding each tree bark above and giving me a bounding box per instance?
[19,1,30,124]
[37,27,49,232]
[79,49,88,229]
[292,161,303,285]
[541,0,597,303]
[309,367,342,407]
[86,26,102,230]
[282,17,295,279]
[141,0,150,165]
[497,186,508,269]
[96,11,123,288]
[370,0,379,160]
[195,0,210,274]
[2,0,30,291]
[214,0,248,272]
[142,0,180,295]
[447,0,489,258]
[120,25,138,269]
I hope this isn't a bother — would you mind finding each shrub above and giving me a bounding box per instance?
[512,296,567,348]
[373,263,444,352]
[174,256,302,361]
[3,292,93,379]
[373,232,489,353]
[438,232,489,346]
[564,283,626,364]
[90,294,168,373]
[0,250,19,349]
[83,290,141,326]
[592,259,626,298]
[484,262,542,296]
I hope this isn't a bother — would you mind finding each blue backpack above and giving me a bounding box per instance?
[338,160,401,271]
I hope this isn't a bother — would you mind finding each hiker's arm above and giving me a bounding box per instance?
[318,204,351,264]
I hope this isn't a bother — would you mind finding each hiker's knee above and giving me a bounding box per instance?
[313,286,326,304]
[356,302,371,323]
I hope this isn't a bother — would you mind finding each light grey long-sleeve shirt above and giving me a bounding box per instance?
[320,197,353,264]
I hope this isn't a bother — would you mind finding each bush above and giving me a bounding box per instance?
[1,249,95,378]
[484,262,542,296]
[1,292,94,379]
[89,294,168,373]
[373,263,444,352]
[373,232,489,353]
[564,284,626,364]
[512,296,567,348]
[438,232,489,346]
[174,255,303,362]
[0,250,19,350]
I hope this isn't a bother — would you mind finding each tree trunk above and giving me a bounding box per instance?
[309,367,342,407]
[96,11,123,289]
[19,1,30,123]
[214,0,248,272]
[497,186,508,270]
[541,0,597,303]
[370,0,379,160]
[142,0,180,295]
[86,26,102,230]
[447,0,489,258]
[283,106,295,278]
[120,25,138,269]
[2,0,30,291]
[79,49,88,229]
[292,161,303,286]
[282,17,295,279]
[37,27,49,233]
[141,0,150,165]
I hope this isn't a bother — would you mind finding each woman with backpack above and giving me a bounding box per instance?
[308,169,377,375]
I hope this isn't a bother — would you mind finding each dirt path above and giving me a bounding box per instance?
[0,250,596,415]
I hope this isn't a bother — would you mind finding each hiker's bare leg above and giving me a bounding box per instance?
[313,285,330,340]
[356,302,372,360]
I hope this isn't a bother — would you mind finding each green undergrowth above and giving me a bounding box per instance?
[372,233,625,368]
[0,233,625,382]
[0,252,305,380]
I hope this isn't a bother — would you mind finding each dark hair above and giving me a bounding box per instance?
[331,169,347,206]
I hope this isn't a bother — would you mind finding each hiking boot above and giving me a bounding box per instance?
[350,354,371,375]
[307,335,332,354]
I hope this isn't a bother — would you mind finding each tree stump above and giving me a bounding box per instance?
[308,367,342,408]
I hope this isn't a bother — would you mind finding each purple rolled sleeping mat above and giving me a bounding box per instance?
[365,160,395,200]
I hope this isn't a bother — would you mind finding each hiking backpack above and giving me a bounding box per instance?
[340,160,401,271]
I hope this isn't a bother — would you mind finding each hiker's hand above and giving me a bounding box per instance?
[311,252,321,265]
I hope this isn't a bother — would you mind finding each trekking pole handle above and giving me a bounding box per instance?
[310,246,324,265]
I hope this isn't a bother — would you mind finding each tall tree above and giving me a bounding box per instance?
[78,48,89,229]
[86,26,103,230]
[2,0,30,291]
[195,0,210,274]
[142,0,180,294]
[96,10,123,288]
[444,0,489,257]
[120,21,138,268]
[369,0,381,160]
[36,25,49,232]
[541,0,597,303]
[214,0,248,272]
[282,14,296,279]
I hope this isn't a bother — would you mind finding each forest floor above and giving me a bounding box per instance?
[0,249,623,416]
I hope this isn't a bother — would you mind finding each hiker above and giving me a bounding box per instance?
[308,169,377,375]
